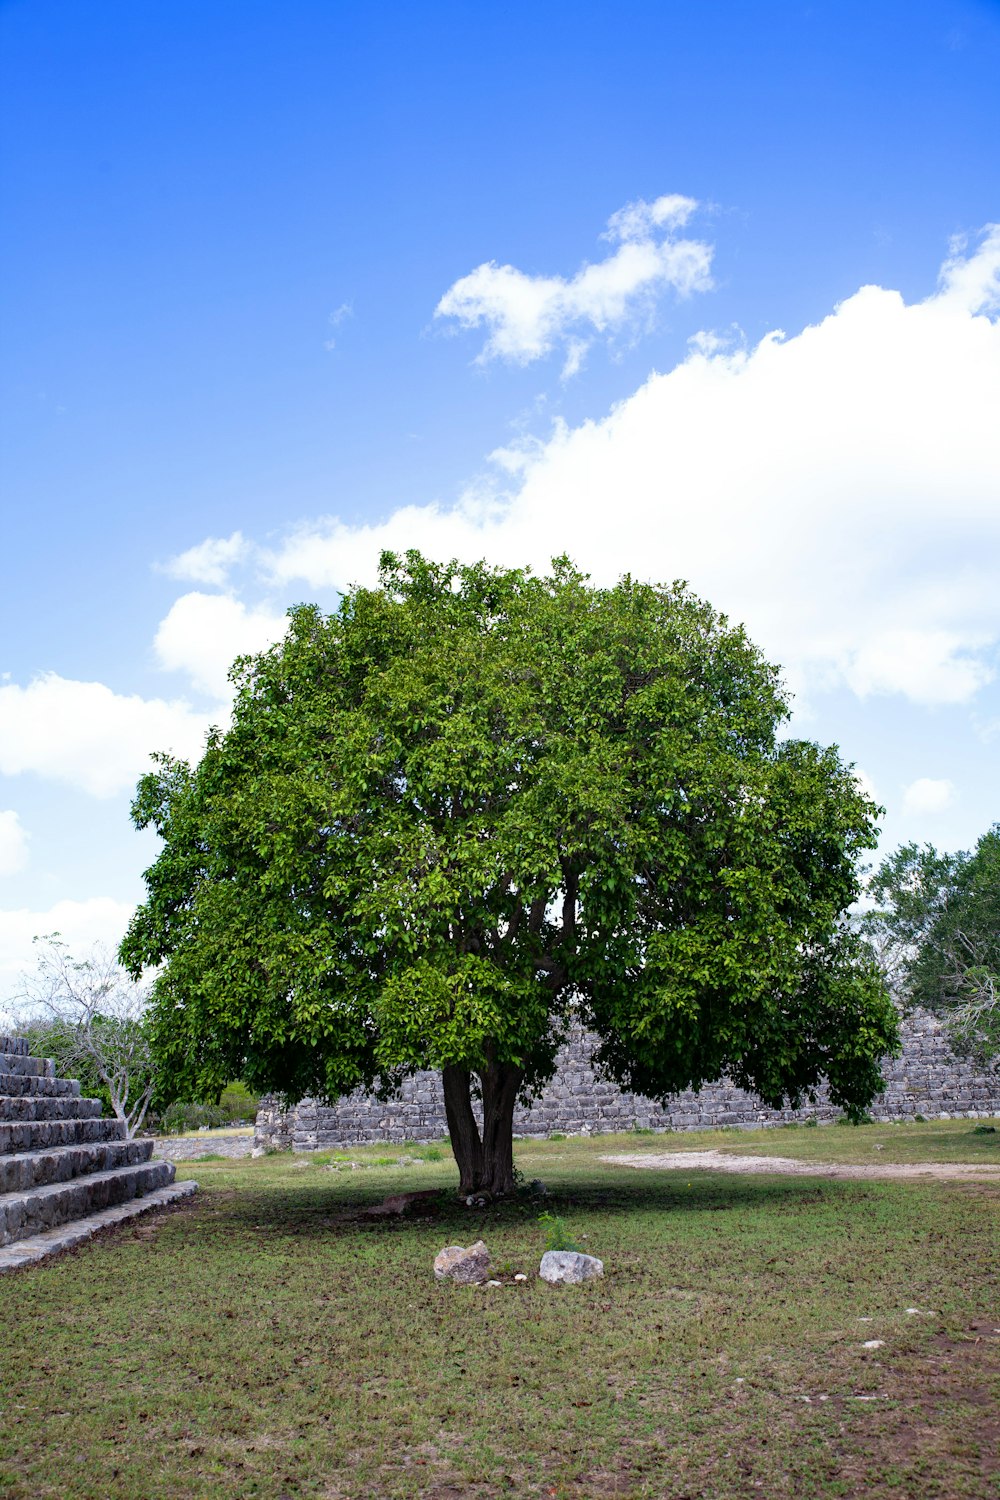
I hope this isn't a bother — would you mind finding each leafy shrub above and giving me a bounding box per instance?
[157,1082,259,1133]
[161,1100,227,1134]
[217,1081,259,1124]
[423,1147,443,1161]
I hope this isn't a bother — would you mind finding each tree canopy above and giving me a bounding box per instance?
[863,825,1000,1063]
[121,552,898,1193]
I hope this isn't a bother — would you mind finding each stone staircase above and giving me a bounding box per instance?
[0,1034,196,1272]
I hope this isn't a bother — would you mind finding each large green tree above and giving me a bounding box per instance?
[863,826,1000,1063]
[121,553,897,1195]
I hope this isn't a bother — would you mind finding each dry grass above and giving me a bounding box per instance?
[0,1120,997,1499]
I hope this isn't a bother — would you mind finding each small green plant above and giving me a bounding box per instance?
[423,1146,443,1161]
[548,1132,566,1142]
[373,1156,396,1167]
[971,1123,997,1135]
[914,1113,928,1123]
[804,1117,819,1128]
[849,1112,875,1127]
[538,1212,581,1253]
[630,1123,655,1135]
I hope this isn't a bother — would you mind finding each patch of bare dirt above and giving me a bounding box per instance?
[601,1149,1000,1181]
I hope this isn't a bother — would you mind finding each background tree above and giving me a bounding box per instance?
[863,825,1000,1064]
[13,935,159,1139]
[121,552,898,1195]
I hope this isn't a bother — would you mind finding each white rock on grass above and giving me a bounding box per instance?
[434,1240,491,1285]
[539,1250,604,1285]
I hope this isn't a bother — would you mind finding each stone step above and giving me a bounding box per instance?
[0,1053,55,1079]
[0,1137,154,1194]
[0,1036,29,1056]
[0,1115,126,1155]
[0,1180,198,1273]
[0,1094,103,1123]
[0,1071,80,1099]
[0,1159,177,1247]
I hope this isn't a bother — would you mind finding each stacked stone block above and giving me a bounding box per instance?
[0,1034,196,1272]
[255,1008,1000,1152]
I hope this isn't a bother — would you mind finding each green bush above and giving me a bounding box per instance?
[217,1081,259,1124]
[161,1100,228,1134]
[157,1082,259,1134]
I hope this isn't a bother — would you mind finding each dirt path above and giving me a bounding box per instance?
[601,1149,1000,1181]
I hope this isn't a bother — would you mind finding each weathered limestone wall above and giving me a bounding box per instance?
[254,1009,1000,1152]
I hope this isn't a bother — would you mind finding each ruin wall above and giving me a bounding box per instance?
[254,1008,1000,1152]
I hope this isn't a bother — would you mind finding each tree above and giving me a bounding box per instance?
[863,826,1000,1063]
[121,552,898,1195]
[13,936,159,1138]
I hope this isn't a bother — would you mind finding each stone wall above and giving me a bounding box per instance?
[254,1008,1000,1152]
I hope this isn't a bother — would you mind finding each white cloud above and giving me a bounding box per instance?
[853,768,878,804]
[259,226,1000,709]
[324,301,354,351]
[901,778,957,817]
[0,675,215,799]
[435,194,713,371]
[937,223,1000,314]
[153,592,288,700]
[603,193,699,242]
[161,531,251,588]
[0,897,135,1001]
[0,811,29,877]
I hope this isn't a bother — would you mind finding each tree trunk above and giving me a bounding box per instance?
[479,1061,522,1197]
[442,1065,484,1194]
[441,1061,523,1197]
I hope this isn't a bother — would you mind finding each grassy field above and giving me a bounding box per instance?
[1,1121,997,1500]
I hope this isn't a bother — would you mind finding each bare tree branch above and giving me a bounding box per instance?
[12,934,158,1139]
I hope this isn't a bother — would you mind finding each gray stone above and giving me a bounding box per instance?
[0,1181,197,1273]
[434,1240,491,1284]
[254,1007,1000,1153]
[539,1250,604,1285]
[153,1133,253,1161]
[0,1035,197,1267]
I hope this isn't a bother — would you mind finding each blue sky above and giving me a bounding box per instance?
[1,0,998,994]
